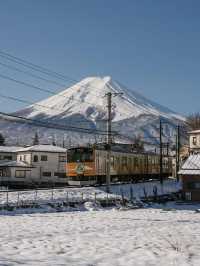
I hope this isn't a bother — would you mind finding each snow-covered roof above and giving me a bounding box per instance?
[179,154,200,175]
[18,145,66,153]
[188,129,200,134]
[0,160,34,168]
[0,146,23,153]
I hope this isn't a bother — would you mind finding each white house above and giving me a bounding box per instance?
[0,145,67,188]
[189,129,200,153]
[0,146,23,161]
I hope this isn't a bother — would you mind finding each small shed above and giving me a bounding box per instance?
[179,154,200,201]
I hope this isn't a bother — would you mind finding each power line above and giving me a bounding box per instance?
[0,61,65,87]
[0,111,114,136]
[0,92,106,124]
[0,72,106,108]
[0,49,106,98]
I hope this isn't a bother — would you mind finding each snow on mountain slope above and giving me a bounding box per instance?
[0,76,185,145]
[21,76,184,122]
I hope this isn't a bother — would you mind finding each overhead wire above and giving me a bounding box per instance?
[0,92,106,124]
[0,111,114,136]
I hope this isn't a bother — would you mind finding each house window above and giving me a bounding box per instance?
[19,156,22,161]
[192,137,197,145]
[59,155,66,162]
[33,155,38,162]
[15,170,26,178]
[54,172,66,178]
[41,155,48,161]
[3,155,12,160]
[188,182,200,189]
[43,172,51,177]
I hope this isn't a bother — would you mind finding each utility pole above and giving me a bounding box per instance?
[159,119,163,184]
[166,142,169,156]
[106,92,112,193]
[176,125,180,181]
[105,92,123,193]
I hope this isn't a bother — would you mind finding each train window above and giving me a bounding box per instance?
[134,157,138,167]
[122,157,127,167]
[111,156,114,167]
[128,158,132,169]
[115,157,120,168]
[67,148,93,162]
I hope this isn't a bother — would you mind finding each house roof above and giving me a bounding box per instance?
[188,129,200,134]
[179,154,200,175]
[0,146,23,153]
[17,144,67,153]
[0,160,34,168]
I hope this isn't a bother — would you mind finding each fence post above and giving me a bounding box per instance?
[6,188,8,207]
[106,193,109,206]
[66,191,69,204]
[143,187,147,199]
[94,192,96,203]
[120,188,124,205]
[153,185,158,201]
[34,190,38,203]
[51,188,54,201]
[81,192,84,202]
[130,185,133,202]
[17,191,20,207]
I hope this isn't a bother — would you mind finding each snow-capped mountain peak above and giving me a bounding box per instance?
[23,76,184,123]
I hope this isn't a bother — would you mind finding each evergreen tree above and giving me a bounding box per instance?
[52,135,56,146]
[33,132,39,145]
[0,133,5,146]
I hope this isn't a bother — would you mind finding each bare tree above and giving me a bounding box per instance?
[132,135,144,152]
[187,113,200,130]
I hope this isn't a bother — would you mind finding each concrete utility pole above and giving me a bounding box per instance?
[159,119,163,184]
[105,91,123,193]
[176,125,180,181]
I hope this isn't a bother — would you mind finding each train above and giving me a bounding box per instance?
[66,143,173,186]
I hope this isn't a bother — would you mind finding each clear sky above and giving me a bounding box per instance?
[0,0,199,115]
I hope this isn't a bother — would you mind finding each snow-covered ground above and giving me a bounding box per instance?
[0,203,200,266]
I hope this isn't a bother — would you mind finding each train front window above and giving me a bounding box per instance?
[67,148,93,162]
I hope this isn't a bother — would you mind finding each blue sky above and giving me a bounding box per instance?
[0,0,199,115]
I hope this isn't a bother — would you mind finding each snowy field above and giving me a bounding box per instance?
[0,203,200,266]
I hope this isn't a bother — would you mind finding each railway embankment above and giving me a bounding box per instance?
[0,179,181,214]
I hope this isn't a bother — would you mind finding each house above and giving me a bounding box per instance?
[0,160,36,188]
[0,144,67,188]
[0,146,23,161]
[188,129,200,154]
[179,154,200,201]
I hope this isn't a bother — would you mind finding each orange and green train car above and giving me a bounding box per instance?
[66,144,172,186]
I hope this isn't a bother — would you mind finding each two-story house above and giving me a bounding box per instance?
[189,129,200,154]
[0,144,67,188]
[179,129,200,201]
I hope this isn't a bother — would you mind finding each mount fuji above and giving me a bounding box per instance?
[0,76,185,146]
